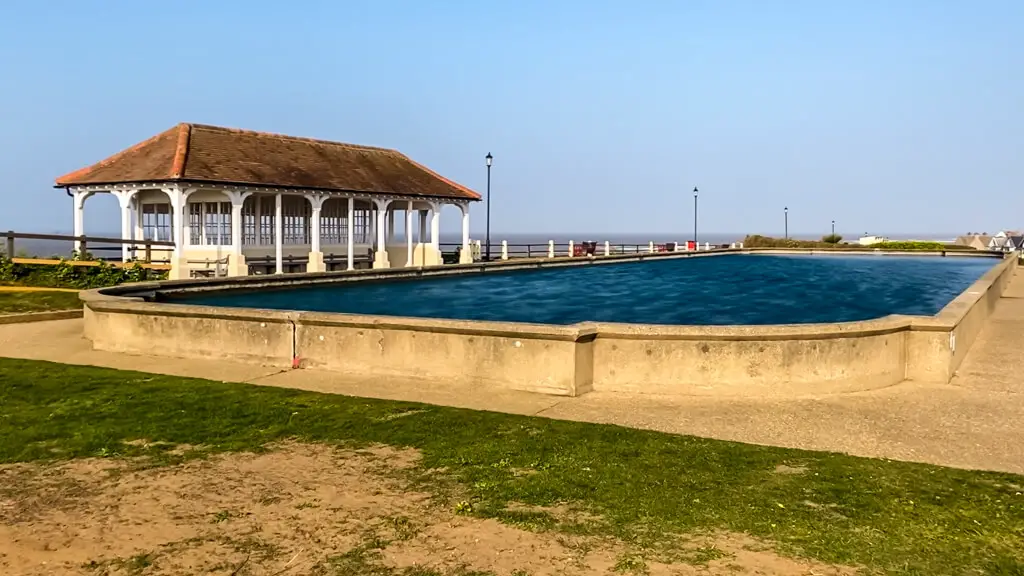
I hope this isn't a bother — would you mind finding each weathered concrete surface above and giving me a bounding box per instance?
[3,269,1024,474]
[0,309,83,325]
[78,252,1014,398]
[296,312,594,396]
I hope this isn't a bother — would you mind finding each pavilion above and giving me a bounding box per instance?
[55,123,481,279]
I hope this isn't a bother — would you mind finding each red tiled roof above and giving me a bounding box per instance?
[55,123,481,201]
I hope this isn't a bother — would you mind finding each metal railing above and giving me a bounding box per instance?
[437,240,735,261]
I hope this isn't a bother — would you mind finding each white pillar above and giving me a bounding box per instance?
[72,190,90,254]
[406,201,414,267]
[377,204,387,249]
[604,241,610,256]
[113,191,134,262]
[167,187,186,259]
[705,241,710,251]
[548,240,555,258]
[223,191,252,277]
[458,203,472,264]
[372,199,391,269]
[227,191,251,256]
[648,241,655,253]
[274,193,283,274]
[132,197,144,242]
[501,240,508,260]
[347,197,355,271]
[430,205,440,250]
[568,240,575,258]
[303,193,326,274]
[310,206,321,254]
[369,206,377,249]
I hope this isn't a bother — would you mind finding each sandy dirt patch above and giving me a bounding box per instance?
[0,442,853,575]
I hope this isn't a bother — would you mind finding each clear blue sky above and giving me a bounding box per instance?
[0,0,1019,237]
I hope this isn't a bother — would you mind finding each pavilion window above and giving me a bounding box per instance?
[258,196,276,245]
[188,201,232,245]
[282,196,311,245]
[321,198,346,245]
[355,205,370,243]
[141,203,171,242]
[242,197,257,246]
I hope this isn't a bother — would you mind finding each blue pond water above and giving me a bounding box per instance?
[177,255,995,326]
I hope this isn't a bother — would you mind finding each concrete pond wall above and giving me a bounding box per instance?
[80,249,1018,398]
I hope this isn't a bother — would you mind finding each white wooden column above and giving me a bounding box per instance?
[304,193,327,273]
[305,193,327,254]
[131,197,143,242]
[346,197,355,271]
[226,191,251,256]
[406,201,414,266]
[71,190,92,254]
[368,206,377,249]
[113,190,135,262]
[377,203,388,250]
[372,198,392,269]
[165,187,185,258]
[274,193,283,274]
[460,204,470,253]
[430,203,441,250]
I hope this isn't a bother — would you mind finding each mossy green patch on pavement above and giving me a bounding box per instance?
[0,357,1022,575]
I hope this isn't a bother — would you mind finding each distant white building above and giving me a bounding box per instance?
[858,235,888,246]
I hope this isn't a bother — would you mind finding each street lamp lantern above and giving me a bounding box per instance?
[693,186,698,247]
[784,206,789,240]
[485,153,493,261]
[831,219,835,238]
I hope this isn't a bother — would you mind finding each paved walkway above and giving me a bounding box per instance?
[2,271,1023,474]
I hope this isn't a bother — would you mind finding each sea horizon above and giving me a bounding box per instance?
[5,230,965,258]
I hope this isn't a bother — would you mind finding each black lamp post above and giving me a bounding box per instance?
[485,152,493,261]
[784,206,789,239]
[693,186,698,246]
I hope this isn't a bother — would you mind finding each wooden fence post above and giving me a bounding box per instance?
[5,231,13,259]
[144,240,152,263]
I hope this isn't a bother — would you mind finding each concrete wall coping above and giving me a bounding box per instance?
[585,315,912,341]
[84,298,301,325]
[298,311,594,341]
[909,255,1015,331]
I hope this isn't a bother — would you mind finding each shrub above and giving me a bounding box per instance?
[0,256,165,289]
[822,234,843,244]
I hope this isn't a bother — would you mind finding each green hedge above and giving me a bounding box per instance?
[0,257,166,289]
[742,235,974,251]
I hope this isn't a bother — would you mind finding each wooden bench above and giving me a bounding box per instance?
[186,257,229,278]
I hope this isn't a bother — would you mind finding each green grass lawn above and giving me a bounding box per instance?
[1,357,1022,575]
[0,290,82,314]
